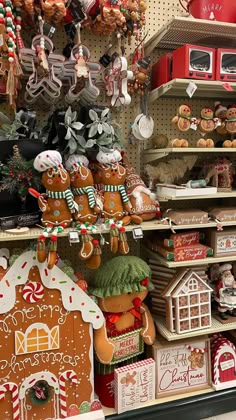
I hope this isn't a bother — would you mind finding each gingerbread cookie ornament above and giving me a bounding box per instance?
[172,104,192,132]
[198,106,218,134]
[225,105,236,135]
[65,154,102,269]
[31,151,78,269]
[91,256,156,408]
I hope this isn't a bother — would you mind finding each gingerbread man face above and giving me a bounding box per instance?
[70,165,94,188]
[42,166,70,192]
[226,106,236,134]
[98,290,148,313]
[201,107,214,119]
[100,163,127,186]
[179,104,191,118]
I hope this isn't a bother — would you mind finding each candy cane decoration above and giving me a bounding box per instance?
[186,345,207,354]
[59,370,78,418]
[0,382,20,420]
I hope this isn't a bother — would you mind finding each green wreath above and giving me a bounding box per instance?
[29,381,51,405]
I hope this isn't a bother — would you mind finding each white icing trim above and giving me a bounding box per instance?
[0,251,104,329]
[19,371,59,399]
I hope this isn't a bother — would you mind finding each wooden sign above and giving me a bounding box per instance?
[153,336,211,397]
[114,358,155,414]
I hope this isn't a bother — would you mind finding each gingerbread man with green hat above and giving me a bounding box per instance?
[91,255,156,407]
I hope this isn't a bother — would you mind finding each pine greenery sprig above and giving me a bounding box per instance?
[0,145,41,198]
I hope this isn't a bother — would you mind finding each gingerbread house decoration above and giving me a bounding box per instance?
[0,250,104,420]
[211,335,236,390]
[162,269,213,334]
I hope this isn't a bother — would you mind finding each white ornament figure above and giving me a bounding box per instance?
[215,264,236,320]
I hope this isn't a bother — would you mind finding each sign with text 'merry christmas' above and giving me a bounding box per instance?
[153,337,211,397]
[111,328,144,364]
[114,358,155,414]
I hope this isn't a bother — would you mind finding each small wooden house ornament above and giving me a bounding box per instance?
[162,269,213,334]
[0,250,104,420]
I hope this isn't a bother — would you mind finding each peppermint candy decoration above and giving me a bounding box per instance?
[22,282,44,303]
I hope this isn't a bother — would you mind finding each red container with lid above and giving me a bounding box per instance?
[179,0,236,23]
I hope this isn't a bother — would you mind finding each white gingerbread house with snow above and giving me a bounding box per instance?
[0,250,104,420]
[162,269,213,334]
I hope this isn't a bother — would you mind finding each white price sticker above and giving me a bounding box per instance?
[68,231,80,244]
[186,81,197,98]
[132,227,144,240]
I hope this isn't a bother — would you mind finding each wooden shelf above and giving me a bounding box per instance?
[145,16,236,54]
[149,78,236,102]
[143,147,236,164]
[157,191,236,202]
[155,315,236,342]
[145,247,236,268]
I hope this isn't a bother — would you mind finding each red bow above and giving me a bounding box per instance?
[106,307,142,324]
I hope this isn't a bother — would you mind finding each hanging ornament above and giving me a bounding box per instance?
[29,381,50,405]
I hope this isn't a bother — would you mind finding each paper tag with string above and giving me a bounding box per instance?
[186,81,197,98]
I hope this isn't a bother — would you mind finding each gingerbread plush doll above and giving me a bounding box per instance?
[91,256,156,407]
[96,149,142,255]
[31,150,78,269]
[65,154,102,269]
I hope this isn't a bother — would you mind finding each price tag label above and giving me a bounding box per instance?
[68,231,80,244]
[132,227,143,240]
[222,82,234,92]
[186,81,197,98]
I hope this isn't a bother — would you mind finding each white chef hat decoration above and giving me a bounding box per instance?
[65,154,89,171]
[34,150,63,172]
[96,149,122,164]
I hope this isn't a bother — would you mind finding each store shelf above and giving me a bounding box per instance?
[155,315,236,341]
[3,219,236,241]
[104,387,213,417]
[106,387,236,420]
[145,16,236,54]
[143,147,236,164]
[145,247,236,268]
[149,78,236,102]
[157,191,236,202]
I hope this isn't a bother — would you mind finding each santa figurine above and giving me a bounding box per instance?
[215,263,236,320]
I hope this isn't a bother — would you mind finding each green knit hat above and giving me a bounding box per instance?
[91,256,154,298]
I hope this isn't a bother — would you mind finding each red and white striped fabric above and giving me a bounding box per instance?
[59,370,78,418]
[0,382,20,420]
